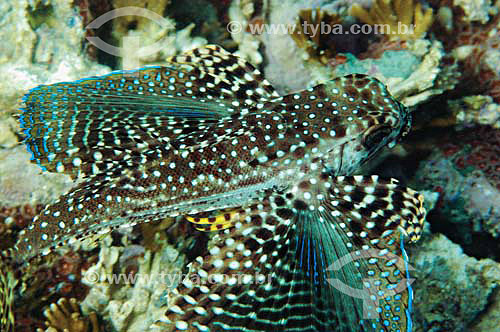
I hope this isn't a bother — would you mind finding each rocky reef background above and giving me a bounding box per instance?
[0,0,499,331]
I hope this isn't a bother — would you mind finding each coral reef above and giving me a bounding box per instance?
[289,8,342,64]
[410,233,500,331]
[110,0,207,68]
[228,0,268,64]
[441,10,500,101]
[448,95,500,128]
[350,0,434,40]
[334,40,459,106]
[415,126,500,238]
[0,146,74,207]
[80,233,186,331]
[1,0,499,330]
[0,0,105,209]
[38,297,101,332]
[0,0,110,117]
[257,1,453,106]
[15,249,95,331]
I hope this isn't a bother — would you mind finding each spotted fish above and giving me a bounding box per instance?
[0,267,15,332]
[1,45,425,331]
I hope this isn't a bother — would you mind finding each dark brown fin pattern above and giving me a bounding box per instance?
[8,45,423,331]
[155,175,425,331]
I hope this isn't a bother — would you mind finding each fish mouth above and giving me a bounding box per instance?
[325,134,397,175]
[359,136,396,168]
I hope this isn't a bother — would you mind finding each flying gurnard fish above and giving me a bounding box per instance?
[1,45,425,331]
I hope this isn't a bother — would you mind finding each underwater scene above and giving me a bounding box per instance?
[0,0,499,331]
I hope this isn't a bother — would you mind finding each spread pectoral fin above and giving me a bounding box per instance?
[155,174,425,331]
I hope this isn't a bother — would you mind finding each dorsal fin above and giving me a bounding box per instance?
[168,45,280,104]
[20,45,282,179]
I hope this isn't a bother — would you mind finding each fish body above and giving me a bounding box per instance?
[2,46,425,331]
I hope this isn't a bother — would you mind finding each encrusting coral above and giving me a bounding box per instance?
[350,0,434,40]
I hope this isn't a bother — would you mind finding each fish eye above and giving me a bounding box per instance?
[362,125,393,149]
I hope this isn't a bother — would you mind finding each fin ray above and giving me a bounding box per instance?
[155,174,425,331]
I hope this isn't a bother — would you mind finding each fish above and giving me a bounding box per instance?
[1,45,425,331]
[0,266,15,332]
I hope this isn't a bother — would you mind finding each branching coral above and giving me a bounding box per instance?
[290,8,342,64]
[350,0,433,40]
[38,298,100,332]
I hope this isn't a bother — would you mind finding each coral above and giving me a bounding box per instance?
[80,234,186,331]
[290,8,342,64]
[437,12,500,101]
[410,234,500,331]
[15,250,95,331]
[38,297,101,332]
[109,0,207,68]
[358,39,408,59]
[0,204,43,251]
[334,39,457,106]
[469,285,500,331]
[350,0,433,40]
[228,0,269,64]
[334,50,421,82]
[448,95,500,128]
[415,126,500,239]
[261,0,344,93]
[0,146,74,207]
[443,126,500,189]
[0,0,111,216]
[453,0,498,24]
[0,0,110,117]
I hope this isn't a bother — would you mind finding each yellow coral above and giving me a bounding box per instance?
[290,8,342,64]
[38,298,100,332]
[350,0,433,40]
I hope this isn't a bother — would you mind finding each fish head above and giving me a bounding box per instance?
[285,74,411,175]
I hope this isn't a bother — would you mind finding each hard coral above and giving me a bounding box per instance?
[0,204,43,251]
[38,298,100,332]
[451,16,500,102]
[358,39,407,59]
[290,8,342,64]
[443,126,500,190]
[15,250,96,331]
[350,0,433,40]
[448,95,500,128]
